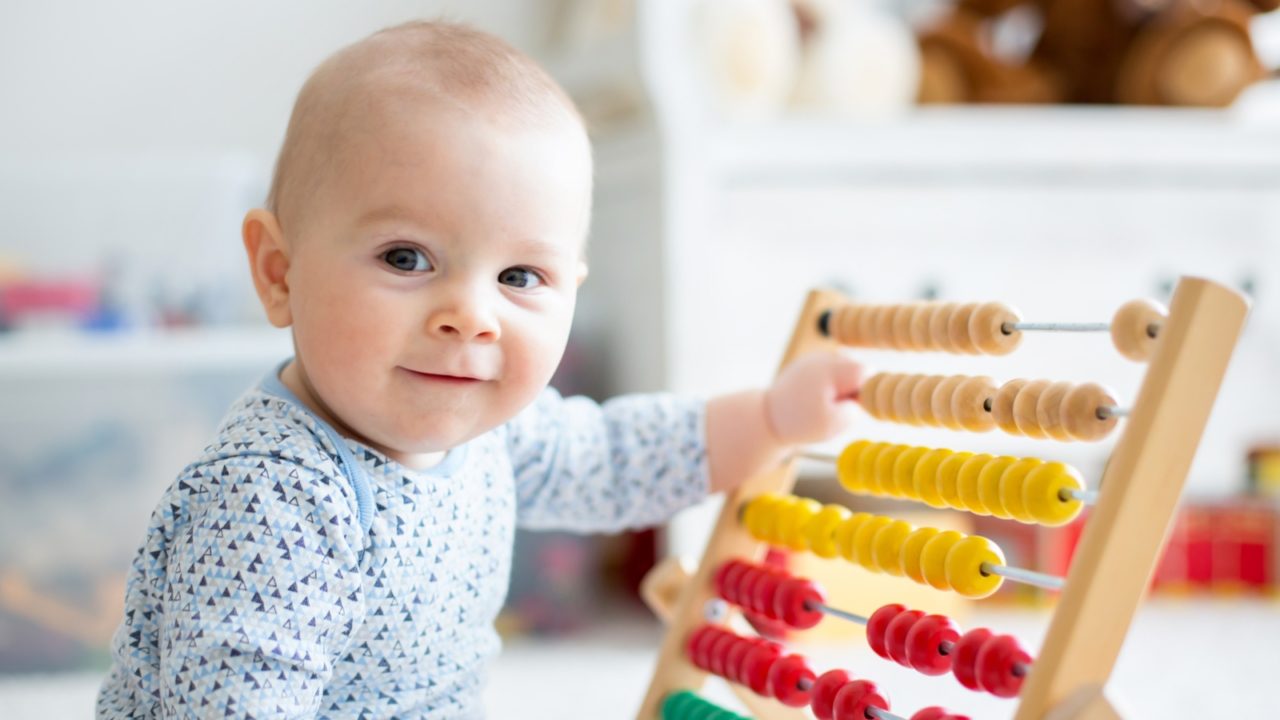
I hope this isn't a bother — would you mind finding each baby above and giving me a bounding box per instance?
[97,20,862,718]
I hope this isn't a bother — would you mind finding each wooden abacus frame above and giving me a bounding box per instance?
[636,277,1249,720]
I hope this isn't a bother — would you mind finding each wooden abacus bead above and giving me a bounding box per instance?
[975,634,1032,698]
[1111,298,1167,362]
[835,512,872,564]
[836,440,871,493]
[931,375,968,430]
[901,527,941,584]
[947,302,981,354]
[686,626,715,670]
[909,303,938,350]
[894,375,926,425]
[991,378,1027,435]
[1035,380,1075,441]
[912,709,971,720]
[708,631,736,677]
[777,496,821,550]
[1012,379,1052,438]
[726,638,754,685]
[976,455,1019,518]
[831,305,864,346]
[832,680,889,720]
[742,494,782,540]
[775,577,825,629]
[749,568,784,617]
[874,444,911,498]
[1023,462,1086,526]
[892,304,920,350]
[951,628,994,691]
[911,375,946,426]
[956,453,995,515]
[854,516,896,571]
[945,535,1006,598]
[858,374,887,419]
[885,609,926,667]
[999,458,1045,524]
[812,670,853,720]
[929,303,959,352]
[920,530,965,591]
[857,305,882,347]
[913,449,954,508]
[857,443,890,495]
[969,302,1024,355]
[866,603,906,660]
[876,374,905,422]
[873,519,914,576]
[875,306,899,349]
[715,560,749,605]
[1061,382,1119,441]
[741,641,782,695]
[807,504,852,559]
[935,452,975,511]
[893,446,930,499]
[951,375,997,432]
[906,614,961,676]
[767,654,816,707]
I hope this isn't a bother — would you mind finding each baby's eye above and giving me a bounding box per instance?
[498,267,543,289]
[382,247,432,273]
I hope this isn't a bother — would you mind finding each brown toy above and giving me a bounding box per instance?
[918,0,1279,106]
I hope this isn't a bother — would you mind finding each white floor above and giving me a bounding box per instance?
[2,599,1278,718]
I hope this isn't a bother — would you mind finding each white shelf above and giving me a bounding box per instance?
[0,326,293,377]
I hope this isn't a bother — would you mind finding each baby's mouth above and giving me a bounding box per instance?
[401,367,484,384]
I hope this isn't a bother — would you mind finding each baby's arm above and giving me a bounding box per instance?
[706,351,863,493]
[149,459,365,716]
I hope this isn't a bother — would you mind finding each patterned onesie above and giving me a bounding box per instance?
[97,365,709,718]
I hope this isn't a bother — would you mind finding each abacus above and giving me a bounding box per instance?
[636,277,1248,720]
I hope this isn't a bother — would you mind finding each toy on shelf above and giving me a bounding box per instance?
[917,0,1280,107]
[636,277,1248,719]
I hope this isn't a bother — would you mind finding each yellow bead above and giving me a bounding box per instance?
[854,516,894,572]
[874,445,911,498]
[935,451,974,511]
[743,494,781,540]
[857,443,889,494]
[836,440,872,493]
[892,447,929,500]
[977,455,1019,518]
[779,497,821,551]
[957,453,994,515]
[999,458,1043,523]
[920,530,964,590]
[872,519,914,576]
[913,449,952,508]
[901,527,941,584]
[836,512,872,563]
[945,535,1006,599]
[807,504,852,558]
[767,496,799,545]
[1023,462,1086,527]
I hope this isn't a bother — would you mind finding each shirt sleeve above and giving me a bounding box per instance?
[505,387,710,532]
[157,457,367,717]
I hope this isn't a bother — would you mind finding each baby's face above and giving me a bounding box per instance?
[283,99,591,465]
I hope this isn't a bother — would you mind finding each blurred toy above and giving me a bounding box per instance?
[918,0,1280,106]
[1248,442,1280,496]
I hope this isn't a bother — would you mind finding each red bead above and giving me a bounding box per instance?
[752,570,786,619]
[909,708,949,720]
[976,634,1032,698]
[811,669,851,720]
[686,626,714,670]
[739,567,768,615]
[952,628,993,691]
[724,637,753,684]
[740,642,781,696]
[866,604,905,660]
[832,679,889,720]
[906,614,960,676]
[767,653,816,707]
[715,561,746,604]
[708,631,736,678]
[885,609,925,667]
[773,577,825,629]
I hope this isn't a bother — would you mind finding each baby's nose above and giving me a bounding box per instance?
[429,294,500,342]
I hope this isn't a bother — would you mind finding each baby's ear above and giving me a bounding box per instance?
[242,209,293,328]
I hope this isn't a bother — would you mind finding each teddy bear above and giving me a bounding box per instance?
[917,0,1279,106]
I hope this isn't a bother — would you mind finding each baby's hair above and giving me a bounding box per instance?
[266,19,584,230]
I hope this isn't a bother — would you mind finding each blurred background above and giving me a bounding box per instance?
[2,0,1279,717]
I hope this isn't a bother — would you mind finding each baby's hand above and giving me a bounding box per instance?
[764,351,864,446]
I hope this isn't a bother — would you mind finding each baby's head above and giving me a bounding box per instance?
[243,20,593,467]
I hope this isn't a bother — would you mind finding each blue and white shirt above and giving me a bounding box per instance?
[97,365,709,718]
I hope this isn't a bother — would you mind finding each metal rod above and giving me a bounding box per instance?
[1062,488,1099,504]
[982,562,1065,591]
[1097,404,1130,419]
[810,601,869,626]
[796,450,840,464]
[867,707,908,720]
[1004,321,1110,333]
